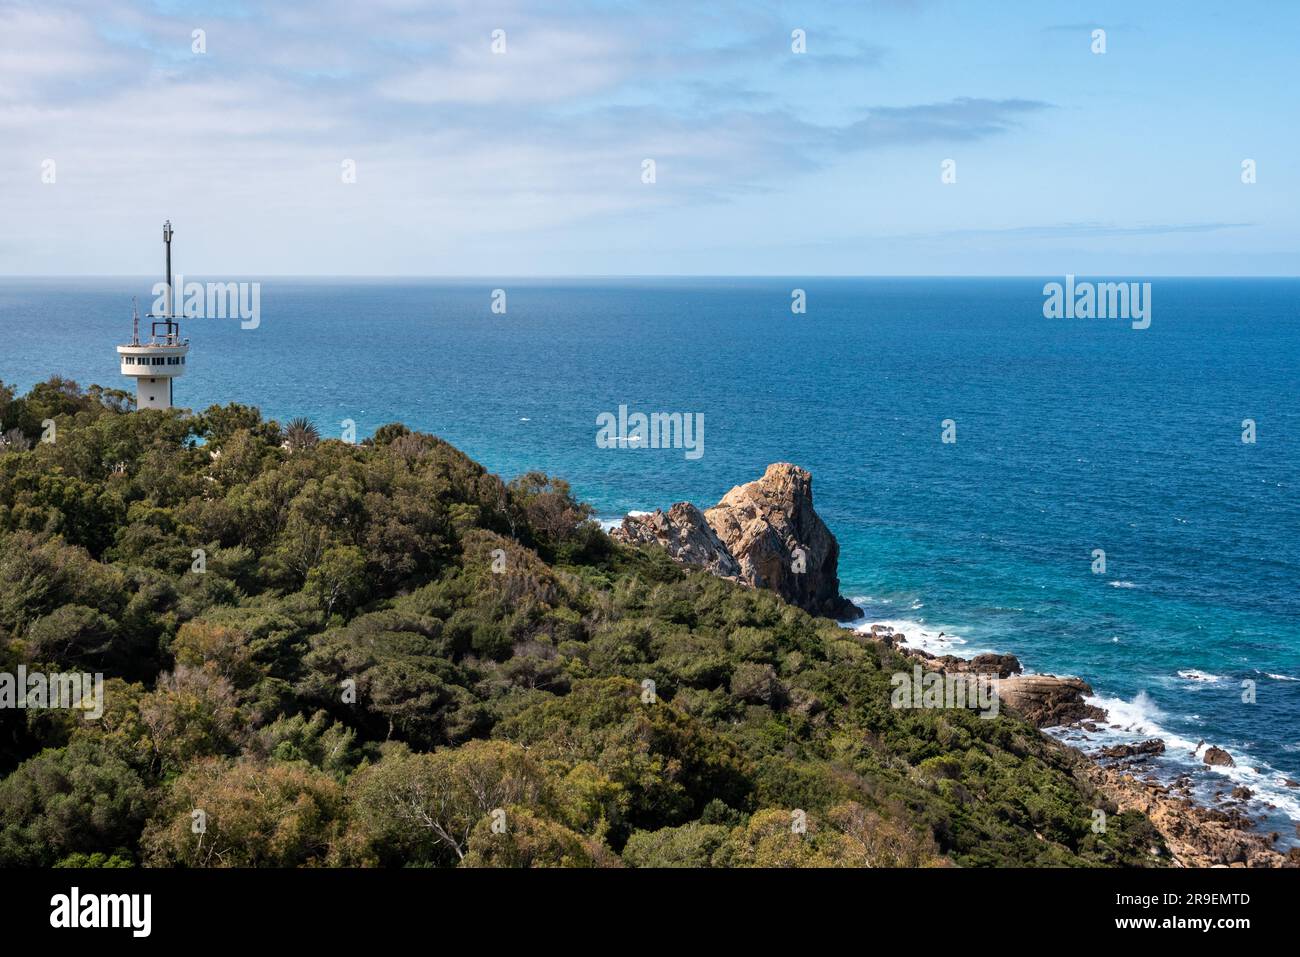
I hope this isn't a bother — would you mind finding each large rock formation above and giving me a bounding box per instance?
[705,464,862,621]
[612,463,862,621]
[915,650,1024,679]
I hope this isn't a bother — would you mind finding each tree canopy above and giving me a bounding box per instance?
[0,378,1162,867]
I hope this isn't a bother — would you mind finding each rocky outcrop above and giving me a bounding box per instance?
[1098,739,1166,760]
[857,625,1098,729]
[1203,746,1236,767]
[919,651,1023,679]
[704,464,861,620]
[612,463,862,621]
[970,653,1024,678]
[992,675,1107,729]
[873,615,1293,866]
[1084,764,1294,867]
[612,504,740,580]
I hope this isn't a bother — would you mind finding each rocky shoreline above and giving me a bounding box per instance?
[613,461,1297,868]
[863,622,1295,867]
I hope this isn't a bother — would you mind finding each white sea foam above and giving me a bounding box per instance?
[840,595,906,627]
[835,602,1300,836]
[1086,690,1201,749]
[1266,673,1300,682]
[597,509,653,532]
[845,594,892,609]
[1201,762,1300,825]
[1107,580,1137,589]
[1054,691,1300,834]
[851,618,998,659]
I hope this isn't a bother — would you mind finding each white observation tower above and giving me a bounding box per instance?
[118,221,190,410]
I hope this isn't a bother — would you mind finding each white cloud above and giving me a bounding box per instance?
[0,0,1058,274]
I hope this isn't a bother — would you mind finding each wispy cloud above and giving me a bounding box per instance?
[3,0,1285,275]
[836,98,1052,148]
[0,0,1056,269]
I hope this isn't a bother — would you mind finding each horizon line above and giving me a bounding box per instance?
[2,274,1299,281]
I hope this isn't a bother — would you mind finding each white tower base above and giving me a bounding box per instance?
[136,377,174,410]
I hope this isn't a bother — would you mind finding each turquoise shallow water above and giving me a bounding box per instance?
[3,276,1298,838]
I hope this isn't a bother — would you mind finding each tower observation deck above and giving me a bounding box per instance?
[118,221,190,410]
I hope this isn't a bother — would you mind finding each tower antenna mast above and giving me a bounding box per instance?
[163,220,174,319]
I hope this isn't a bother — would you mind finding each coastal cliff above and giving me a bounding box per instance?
[615,462,1295,868]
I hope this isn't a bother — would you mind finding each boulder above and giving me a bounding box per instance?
[1203,746,1236,767]
[994,674,1106,728]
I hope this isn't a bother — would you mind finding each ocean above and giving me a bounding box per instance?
[3,276,1298,841]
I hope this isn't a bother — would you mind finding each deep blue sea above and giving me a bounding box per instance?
[4,277,1298,840]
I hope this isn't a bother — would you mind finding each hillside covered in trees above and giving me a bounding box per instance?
[0,378,1163,867]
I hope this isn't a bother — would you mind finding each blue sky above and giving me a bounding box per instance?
[1,0,1296,275]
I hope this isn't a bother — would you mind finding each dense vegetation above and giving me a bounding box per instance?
[0,378,1163,867]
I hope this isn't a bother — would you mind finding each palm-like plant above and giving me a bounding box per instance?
[282,416,320,451]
